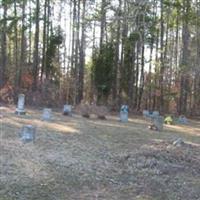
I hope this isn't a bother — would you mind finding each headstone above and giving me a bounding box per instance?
[143,110,160,121]
[152,111,159,118]
[143,110,150,118]
[178,115,188,124]
[63,104,72,116]
[16,94,26,115]
[153,116,164,131]
[20,125,36,143]
[142,110,151,120]
[120,105,128,122]
[42,108,52,121]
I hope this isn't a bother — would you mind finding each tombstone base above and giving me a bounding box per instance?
[15,109,26,115]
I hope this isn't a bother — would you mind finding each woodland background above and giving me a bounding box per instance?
[0,0,200,115]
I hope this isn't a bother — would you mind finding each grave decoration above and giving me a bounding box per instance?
[120,105,128,122]
[63,104,72,116]
[164,116,173,125]
[42,108,52,121]
[20,125,36,143]
[15,94,26,115]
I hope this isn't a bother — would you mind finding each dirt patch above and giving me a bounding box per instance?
[0,107,200,199]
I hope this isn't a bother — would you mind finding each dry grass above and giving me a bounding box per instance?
[0,105,200,200]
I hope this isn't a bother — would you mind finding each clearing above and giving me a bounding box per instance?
[0,106,200,200]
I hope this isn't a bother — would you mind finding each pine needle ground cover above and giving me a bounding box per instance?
[0,106,200,200]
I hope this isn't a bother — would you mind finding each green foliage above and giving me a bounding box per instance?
[121,33,138,96]
[91,42,114,103]
[46,28,63,84]
[129,32,140,42]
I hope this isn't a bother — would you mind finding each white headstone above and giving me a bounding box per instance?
[16,94,26,115]
[63,104,72,116]
[42,108,52,121]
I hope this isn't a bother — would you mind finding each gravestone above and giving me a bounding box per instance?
[16,94,26,115]
[63,104,72,116]
[143,110,152,121]
[143,110,150,118]
[120,105,128,122]
[20,125,36,143]
[178,115,188,124]
[153,116,164,131]
[42,108,52,121]
[143,110,159,121]
[152,111,159,118]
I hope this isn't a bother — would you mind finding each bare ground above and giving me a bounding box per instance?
[0,106,200,200]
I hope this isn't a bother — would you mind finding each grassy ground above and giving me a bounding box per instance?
[0,106,200,200]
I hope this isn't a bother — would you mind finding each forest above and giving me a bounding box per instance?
[0,0,200,115]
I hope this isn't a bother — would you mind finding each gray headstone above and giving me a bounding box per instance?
[42,108,52,121]
[143,110,150,118]
[153,116,164,131]
[20,125,36,143]
[178,116,188,124]
[63,104,72,116]
[152,111,159,118]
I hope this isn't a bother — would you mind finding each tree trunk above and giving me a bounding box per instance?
[78,0,86,103]
[0,0,7,88]
[179,0,190,114]
[19,0,26,88]
[159,0,165,113]
[32,0,40,91]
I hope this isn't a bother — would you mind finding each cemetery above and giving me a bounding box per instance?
[0,100,200,199]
